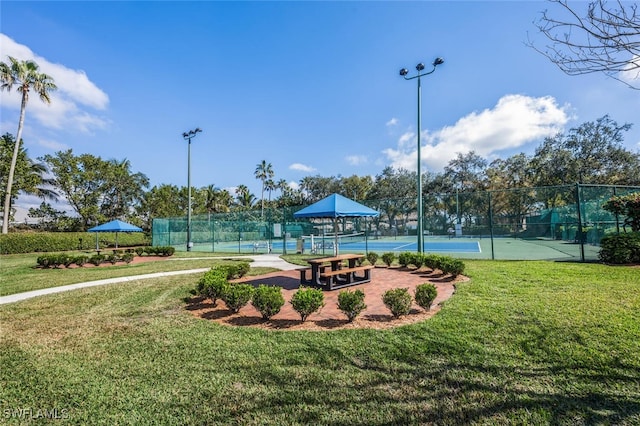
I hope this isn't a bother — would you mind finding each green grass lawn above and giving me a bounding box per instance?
[1,260,639,424]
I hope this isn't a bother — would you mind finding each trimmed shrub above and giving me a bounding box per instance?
[106,254,119,265]
[135,247,144,256]
[222,283,255,313]
[36,255,52,268]
[382,288,412,318]
[251,284,285,320]
[62,254,75,268]
[337,289,367,322]
[441,258,465,277]
[224,262,251,279]
[381,252,396,267]
[409,253,424,269]
[599,232,640,264]
[198,267,229,306]
[415,283,438,311]
[423,254,444,271]
[74,255,89,267]
[89,254,105,266]
[398,252,412,268]
[290,287,325,322]
[366,252,379,266]
[121,252,135,264]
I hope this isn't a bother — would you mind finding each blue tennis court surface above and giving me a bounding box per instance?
[236,238,481,254]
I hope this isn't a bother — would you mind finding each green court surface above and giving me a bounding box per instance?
[191,235,600,261]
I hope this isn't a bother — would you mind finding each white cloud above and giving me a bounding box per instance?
[289,163,316,173]
[619,55,640,87]
[384,94,569,172]
[386,117,398,127]
[346,155,367,166]
[36,137,69,151]
[0,34,109,133]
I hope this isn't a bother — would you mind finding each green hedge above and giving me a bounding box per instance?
[599,232,640,264]
[0,232,150,254]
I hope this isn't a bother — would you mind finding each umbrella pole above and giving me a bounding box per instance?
[334,219,338,256]
[115,232,119,249]
[95,233,99,251]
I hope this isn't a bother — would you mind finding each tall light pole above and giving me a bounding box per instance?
[183,128,202,251]
[399,57,444,253]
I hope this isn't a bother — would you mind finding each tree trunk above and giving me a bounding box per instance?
[2,91,28,234]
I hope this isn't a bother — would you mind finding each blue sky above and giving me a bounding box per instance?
[2,1,639,212]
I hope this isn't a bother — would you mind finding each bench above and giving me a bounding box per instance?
[319,265,374,290]
[298,266,326,285]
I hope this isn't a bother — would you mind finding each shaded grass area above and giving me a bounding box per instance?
[1,261,639,424]
[0,252,259,296]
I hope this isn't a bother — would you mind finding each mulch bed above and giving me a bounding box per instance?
[185,266,467,331]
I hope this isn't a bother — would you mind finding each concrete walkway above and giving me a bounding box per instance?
[0,254,298,306]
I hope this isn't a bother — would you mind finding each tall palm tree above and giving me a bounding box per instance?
[235,185,256,210]
[0,133,58,213]
[1,56,57,233]
[254,160,274,219]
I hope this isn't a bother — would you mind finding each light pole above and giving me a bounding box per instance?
[399,57,444,253]
[183,127,202,251]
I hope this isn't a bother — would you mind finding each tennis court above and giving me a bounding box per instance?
[203,234,594,261]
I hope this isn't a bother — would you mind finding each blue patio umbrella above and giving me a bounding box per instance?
[88,219,143,249]
[293,193,379,255]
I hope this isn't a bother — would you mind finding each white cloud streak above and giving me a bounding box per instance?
[289,163,316,173]
[384,94,569,172]
[346,155,367,166]
[0,33,109,133]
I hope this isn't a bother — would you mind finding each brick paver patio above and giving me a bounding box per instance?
[186,266,463,331]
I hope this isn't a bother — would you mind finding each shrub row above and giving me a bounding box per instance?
[36,251,135,268]
[196,265,439,322]
[0,231,149,254]
[599,232,640,264]
[396,252,465,277]
[134,246,175,256]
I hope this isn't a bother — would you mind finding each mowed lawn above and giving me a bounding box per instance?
[1,260,639,424]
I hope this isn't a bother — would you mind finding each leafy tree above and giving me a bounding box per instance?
[530,116,640,187]
[138,184,185,227]
[0,133,58,220]
[42,150,105,229]
[299,175,341,202]
[487,154,537,231]
[603,192,640,232]
[100,158,149,220]
[27,201,76,231]
[43,150,148,229]
[531,0,640,89]
[254,160,274,218]
[369,167,416,234]
[443,151,489,229]
[0,56,57,233]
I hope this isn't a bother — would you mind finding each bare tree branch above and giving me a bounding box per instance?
[528,0,640,89]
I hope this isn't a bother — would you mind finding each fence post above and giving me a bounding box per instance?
[575,183,585,262]
[488,191,495,260]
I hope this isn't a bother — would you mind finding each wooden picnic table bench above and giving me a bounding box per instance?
[300,253,374,290]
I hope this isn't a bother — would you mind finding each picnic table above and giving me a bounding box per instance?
[299,253,374,290]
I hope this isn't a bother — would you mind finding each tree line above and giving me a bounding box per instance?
[2,114,639,232]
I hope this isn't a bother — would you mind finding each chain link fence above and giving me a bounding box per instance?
[152,184,639,261]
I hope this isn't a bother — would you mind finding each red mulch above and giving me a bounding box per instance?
[185,266,466,331]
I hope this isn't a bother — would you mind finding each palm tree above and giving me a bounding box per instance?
[1,56,57,233]
[0,133,58,214]
[254,160,274,219]
[235,185,256,210]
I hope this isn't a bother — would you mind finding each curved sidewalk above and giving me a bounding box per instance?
[0,254,298,306]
